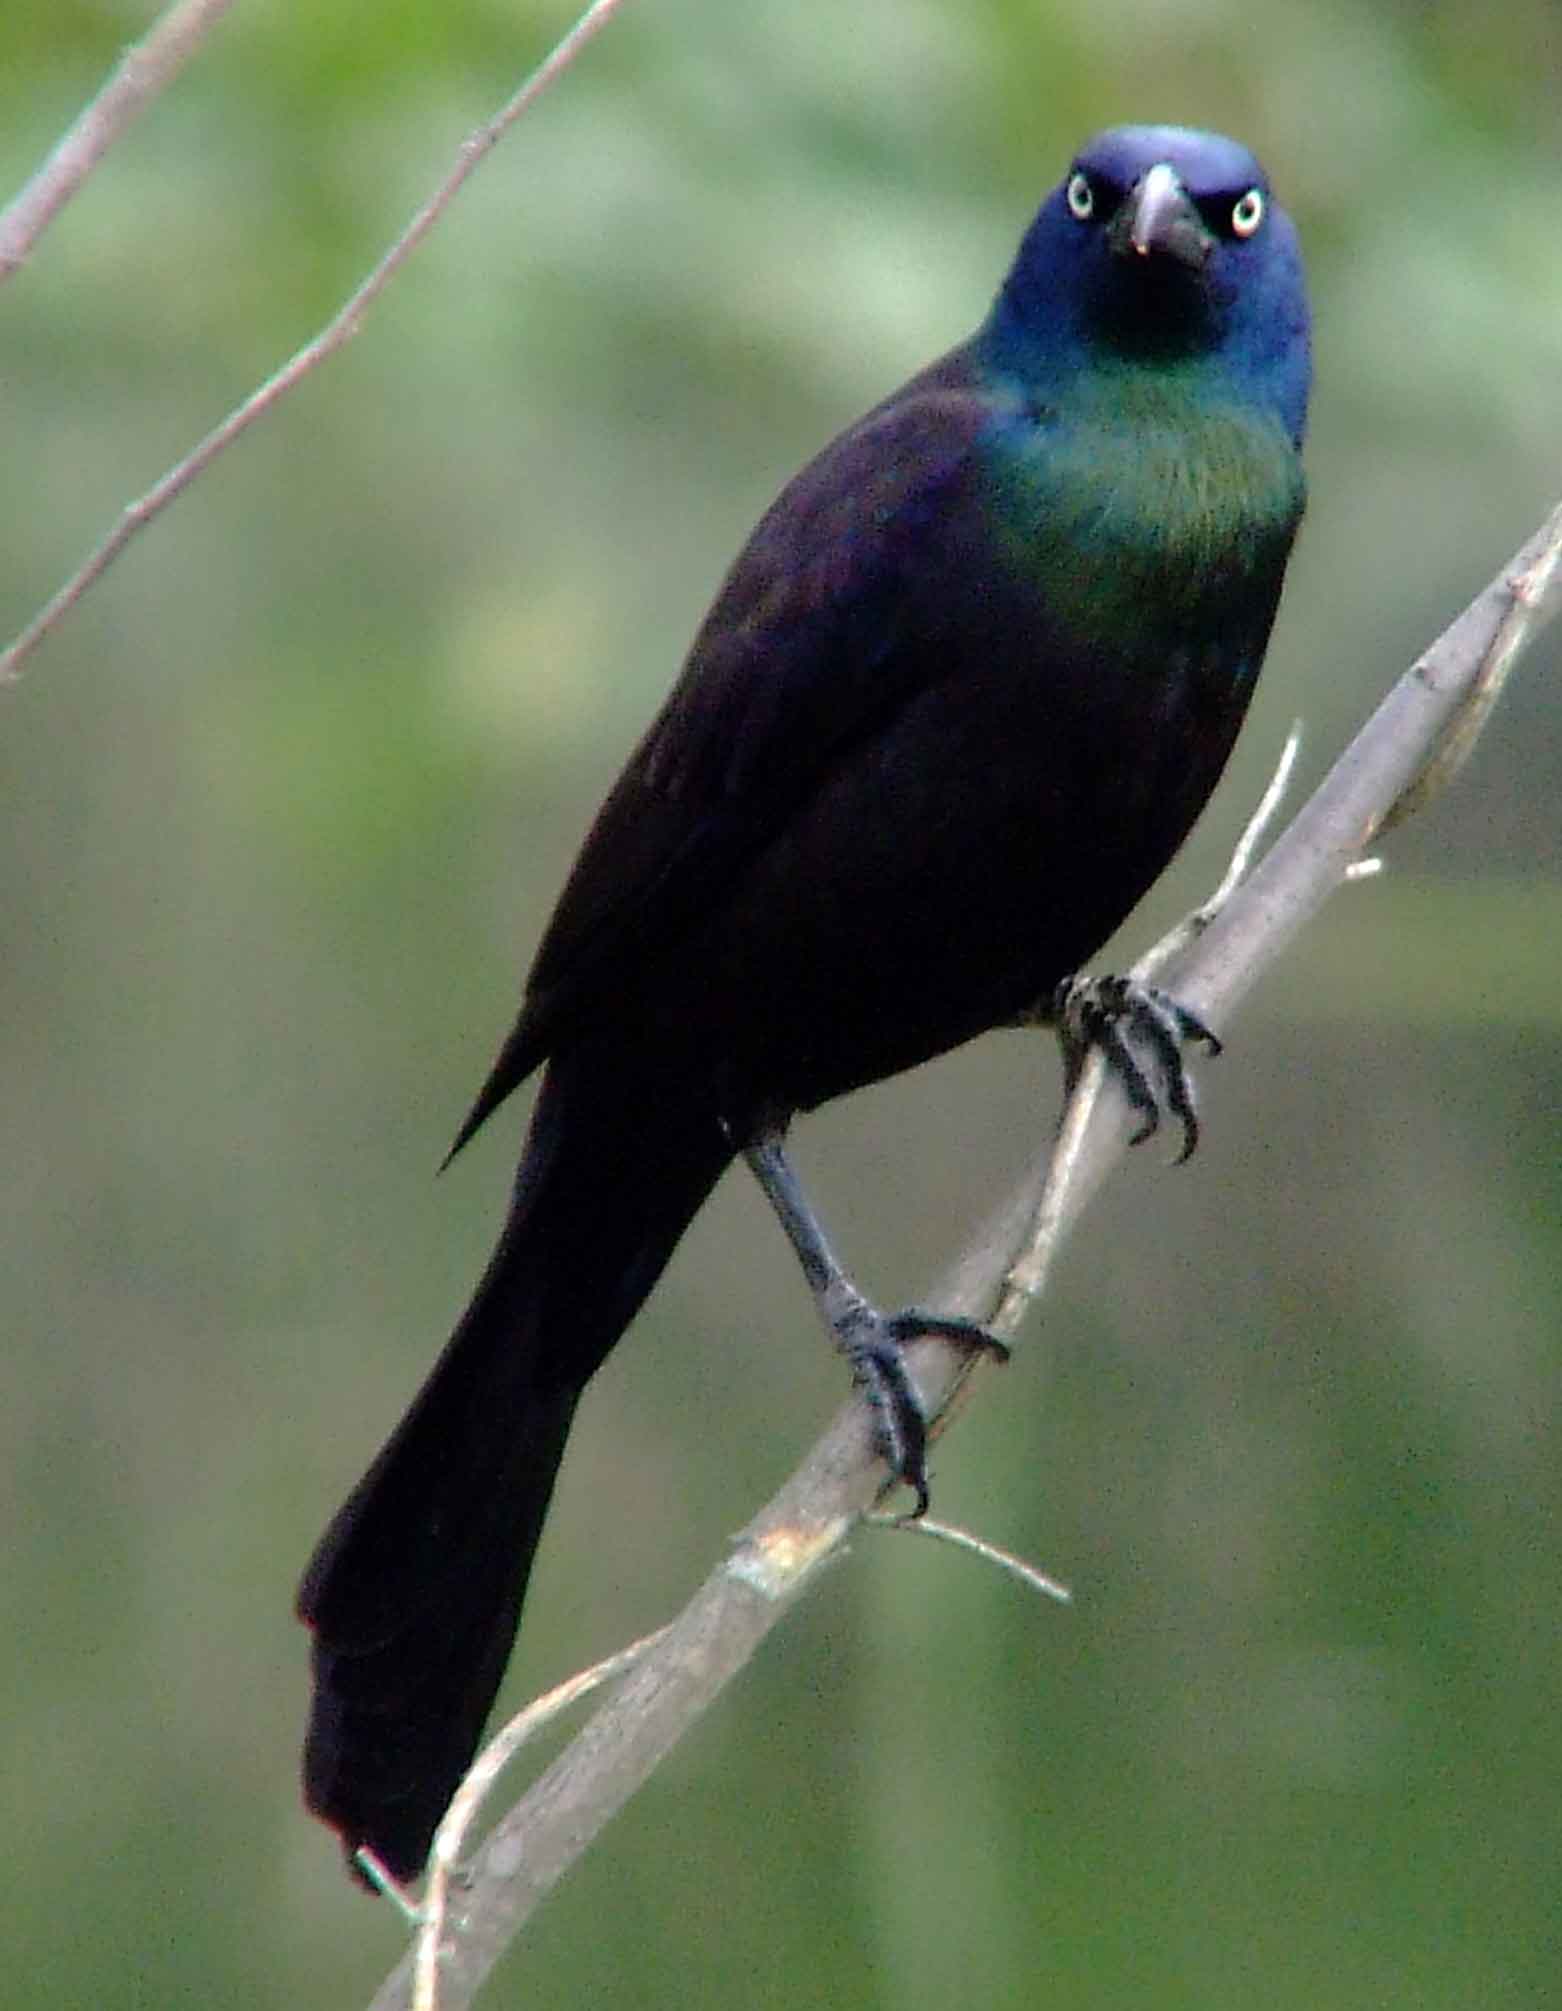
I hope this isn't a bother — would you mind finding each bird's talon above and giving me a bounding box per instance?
[890,1307,1011,1364]
[1055,973,1220,1161]
[832,1297,1007,1512]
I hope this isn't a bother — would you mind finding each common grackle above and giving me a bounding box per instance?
[298,124,1311,1882]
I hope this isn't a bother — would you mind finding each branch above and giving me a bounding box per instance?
[863,1513,1074,1606]
[0,0,240,283]
[997,498,1562,1317]
[406,1630,669,2011]
[363,502,1562,2011]
[0,0,636,684]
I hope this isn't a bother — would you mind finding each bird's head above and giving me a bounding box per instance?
[987,125,1310,444]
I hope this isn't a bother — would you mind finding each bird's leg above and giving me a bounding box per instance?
[743,1130,1008,1515]
[1051,974,1222,1162]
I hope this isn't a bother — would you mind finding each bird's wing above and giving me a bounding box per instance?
[448,351,1013,1155]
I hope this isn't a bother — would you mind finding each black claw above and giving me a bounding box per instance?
[840,1321,930,1510]
[1093,1012,1163,1145]
[889,1308,1011,1364]
[1054,973,1221,1161]
[835,1304,1005,1511]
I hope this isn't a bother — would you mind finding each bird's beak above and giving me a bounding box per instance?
[1108,162,1214,270]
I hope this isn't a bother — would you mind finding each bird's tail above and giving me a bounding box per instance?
[296,1053,733,1882]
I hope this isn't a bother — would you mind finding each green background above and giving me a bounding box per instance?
[3,3,1559,2004]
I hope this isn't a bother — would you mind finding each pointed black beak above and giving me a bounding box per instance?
[1107,163,1214,270]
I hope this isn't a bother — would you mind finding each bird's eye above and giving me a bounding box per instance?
[1231,187,1265,238]
[1065,172,1094,222]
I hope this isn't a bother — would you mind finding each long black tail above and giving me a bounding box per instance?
[296,1053,733,1881]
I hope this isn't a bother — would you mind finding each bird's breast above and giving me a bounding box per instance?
[978,390,1304,663]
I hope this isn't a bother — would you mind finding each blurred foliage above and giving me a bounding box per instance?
[2,3,1559,2006]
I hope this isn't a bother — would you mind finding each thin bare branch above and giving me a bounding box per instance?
[0,0,240,282]
[997,718,1302,1320]
[353,1852,423,1925]
[996,498,1562,1323]
[1381,507,1562,830]
[1185,721,1302,932]
[864,1513,1073,1604]
[0,0,637,684]
[415,1630,668,2011]
[363,503,1562,2010]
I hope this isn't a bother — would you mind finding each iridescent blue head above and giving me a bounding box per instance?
[985,125,1311,447]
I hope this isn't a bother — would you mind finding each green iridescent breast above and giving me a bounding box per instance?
[981,366,1306,655]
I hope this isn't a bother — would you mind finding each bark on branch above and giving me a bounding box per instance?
[0,0,241,283]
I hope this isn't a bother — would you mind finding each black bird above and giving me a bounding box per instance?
[298,123,1311,1882]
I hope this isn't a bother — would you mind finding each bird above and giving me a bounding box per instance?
[297,123,1312,1885]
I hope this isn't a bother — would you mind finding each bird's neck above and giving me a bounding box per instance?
[977,352,1306,651]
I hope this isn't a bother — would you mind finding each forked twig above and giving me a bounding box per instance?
[990,496,1562,1331]
[411,1629,668,2011]
[1380,519,1562,831]
[864,1513,1073,1604]
[995,719,1302,1322]
[0,0,636,683]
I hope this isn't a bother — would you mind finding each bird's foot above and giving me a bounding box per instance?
[825,1287,1010,1515]
[744,1131,1007,1512]
[1053,973,1221,1162]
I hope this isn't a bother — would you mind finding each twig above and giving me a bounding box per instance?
[354,1852,423,1925]
[1380,515,1562,831]
[996,719,1302,1321]
[0,0,636,684]
[1176,722,1302,943]
[0,0,240,282]
[864,1513,1073,1604]
[414,1630,668,2011]
[993,496,1562,1328]
[364,504,1562,2010]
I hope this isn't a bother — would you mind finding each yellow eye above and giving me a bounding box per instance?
[1231,187,1265,238]
[1065,171,1094,222]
